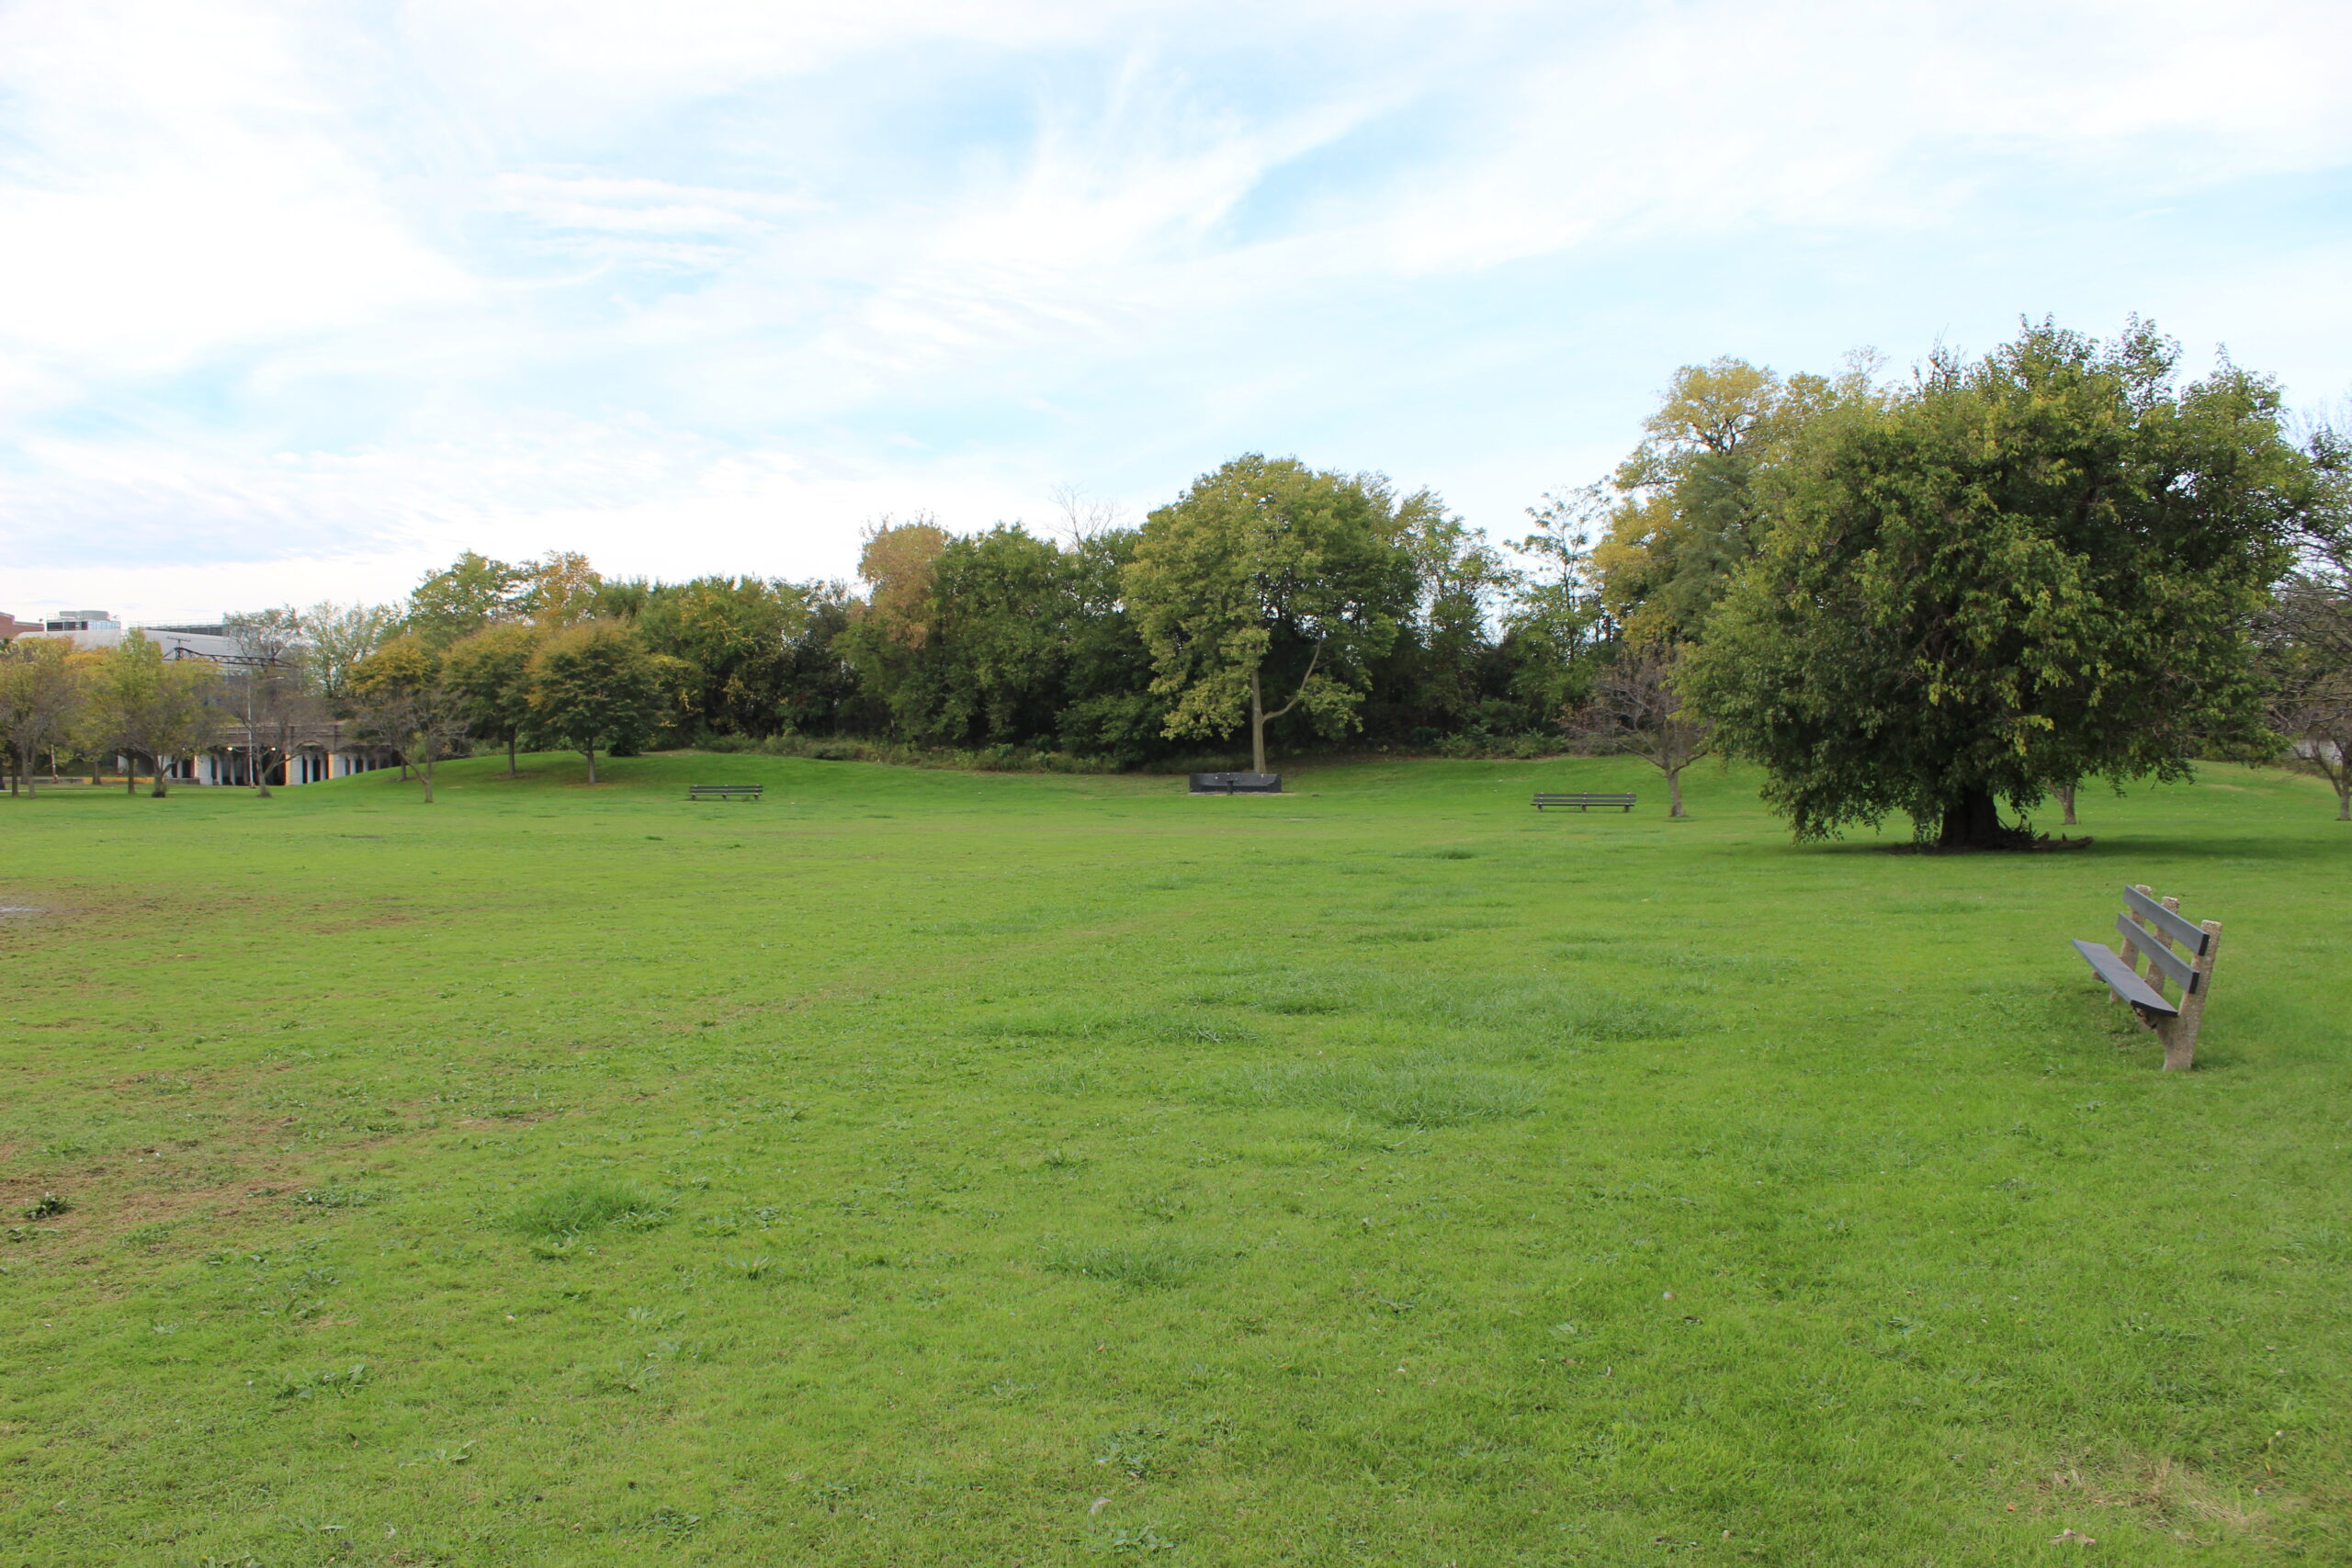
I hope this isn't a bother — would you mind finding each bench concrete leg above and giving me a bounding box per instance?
[2157,919,2222,1072]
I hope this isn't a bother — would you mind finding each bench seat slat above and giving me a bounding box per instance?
[2122,886,2210,955]
[2072,939,2179,1017]
[2118,913,2198,992]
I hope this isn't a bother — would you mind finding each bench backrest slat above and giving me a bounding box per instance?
[2122,886,2209,955]
[2118,912,2199,992]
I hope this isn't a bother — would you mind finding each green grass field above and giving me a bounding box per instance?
[2,752,2346,1565]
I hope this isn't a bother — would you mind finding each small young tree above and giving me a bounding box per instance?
[1569,643,1713,817]
[443,623,542,775]
[0,637,85,798]
[527,621,670,784]
[351,635,468,803]
[2258,568,2352,819]
[223,607,305,795]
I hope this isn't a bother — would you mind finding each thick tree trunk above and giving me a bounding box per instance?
[1667,766,1685,818]
[506,733,519,777]
[1938,785,2011,850]
[586,745,598,785]
[2059,783,2076,827]
[151,758,170,798]
[2337,778,2349,822]
[125,758,137,795]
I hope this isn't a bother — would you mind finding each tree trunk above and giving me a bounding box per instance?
[2059,783,2076,827]
[506,732,519,777]
[1938,785,2011,850]
[586,746,598,785]
[1667,766,1684,818]
[151,758,170,798]
[125,757,138,795]
[251,734,269,797]
[1250,671,1267,775]
[2337,777,2349,822]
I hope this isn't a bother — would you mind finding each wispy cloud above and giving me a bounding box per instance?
[3,0,2347,619]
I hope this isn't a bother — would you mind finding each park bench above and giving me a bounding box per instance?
[2070,884,2222,1072]
[1532,792,1635,812]
[1190,772,1282,794]
[687,784,763,802]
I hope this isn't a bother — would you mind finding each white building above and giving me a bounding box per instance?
[5,610,400,786]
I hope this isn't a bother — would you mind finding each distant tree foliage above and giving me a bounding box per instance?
[58,318,2300,814]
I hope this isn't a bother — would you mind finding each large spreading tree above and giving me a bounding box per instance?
[1681,321,2320,848]
[1125,455,1420,773]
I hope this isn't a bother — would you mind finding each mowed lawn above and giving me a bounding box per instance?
[1,753,2346,1566]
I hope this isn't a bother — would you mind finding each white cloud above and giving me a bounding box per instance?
[2,0,2347,622]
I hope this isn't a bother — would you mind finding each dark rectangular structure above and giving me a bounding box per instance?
[1190,772,1282,794]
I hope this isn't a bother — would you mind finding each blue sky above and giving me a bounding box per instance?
[4,0,2349,622]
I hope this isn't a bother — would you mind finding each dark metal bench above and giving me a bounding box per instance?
[1190,773,1281,794]
[2071,884,2222,1071]
[687,784,763,802]
[1532,792,1635,812]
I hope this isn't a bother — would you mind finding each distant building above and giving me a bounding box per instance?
[5,609,399,786]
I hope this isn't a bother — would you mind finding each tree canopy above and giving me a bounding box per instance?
[1680,321,2319,847]
[1126,456,1421,773]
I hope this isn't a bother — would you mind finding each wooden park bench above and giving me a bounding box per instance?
[2070,884,2222,1071]
[686,784,763,802]
[1532,792,1636,812]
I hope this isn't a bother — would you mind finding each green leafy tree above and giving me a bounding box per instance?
[1683,321,2318,848]
[405,552,526,648]
[351,635,468,803]
[1126,455,1418,773]
[0,637,85,798]
[442,623,543,776]
[527,621,672,784]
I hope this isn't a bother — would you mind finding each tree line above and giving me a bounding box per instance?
[6,319,2347,838]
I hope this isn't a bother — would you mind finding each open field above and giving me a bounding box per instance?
[1,753,2346,1565]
